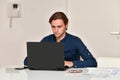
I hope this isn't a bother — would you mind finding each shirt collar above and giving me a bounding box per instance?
[53,32,69,42]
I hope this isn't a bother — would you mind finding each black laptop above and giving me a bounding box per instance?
[27,42,66,71]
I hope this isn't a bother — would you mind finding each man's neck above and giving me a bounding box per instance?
[56,32,66,42]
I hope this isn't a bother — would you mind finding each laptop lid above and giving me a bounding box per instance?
[27,42,65,70]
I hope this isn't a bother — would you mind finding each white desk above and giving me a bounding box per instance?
[0,67,120,80]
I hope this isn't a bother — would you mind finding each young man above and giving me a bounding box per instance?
[24,12,97,68]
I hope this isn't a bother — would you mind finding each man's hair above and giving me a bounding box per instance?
[49,12,68,25]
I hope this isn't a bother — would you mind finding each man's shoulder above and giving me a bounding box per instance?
[40,34,55,42]
[66,33,84,45]
[44,34,54,38]
[67,33,80,40]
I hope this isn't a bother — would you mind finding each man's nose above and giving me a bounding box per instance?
[54,28,58,32]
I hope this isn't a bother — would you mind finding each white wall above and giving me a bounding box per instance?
[0,0,120,66]
[67,0,120,57]
[0,0,67,67]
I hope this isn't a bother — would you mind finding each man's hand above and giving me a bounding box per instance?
[64,61,73,67]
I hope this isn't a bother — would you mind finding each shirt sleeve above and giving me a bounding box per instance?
[72,38,97,68]
[24,57,28,66]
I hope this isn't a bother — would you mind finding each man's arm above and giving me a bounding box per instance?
[72,37,97,68]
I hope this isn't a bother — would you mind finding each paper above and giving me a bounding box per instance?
[85,67,119,78]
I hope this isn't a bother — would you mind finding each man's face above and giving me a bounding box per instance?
[50,19,68,38]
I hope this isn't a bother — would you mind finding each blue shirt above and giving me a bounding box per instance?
[24,33,97,68]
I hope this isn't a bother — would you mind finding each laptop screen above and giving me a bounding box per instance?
[27,42,65,70]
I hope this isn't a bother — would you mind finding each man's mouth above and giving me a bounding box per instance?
[55,33,59,35]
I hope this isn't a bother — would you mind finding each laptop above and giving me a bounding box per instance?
[27,42,66,71]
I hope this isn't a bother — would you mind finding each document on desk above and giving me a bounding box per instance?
[85,67,119,78]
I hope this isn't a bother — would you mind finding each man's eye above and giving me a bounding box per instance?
[52,26,55,28]
[57,26,62,28]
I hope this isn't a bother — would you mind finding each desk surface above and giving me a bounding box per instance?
[0,67,120,80]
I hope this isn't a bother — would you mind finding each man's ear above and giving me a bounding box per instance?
[66,23,68,30]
